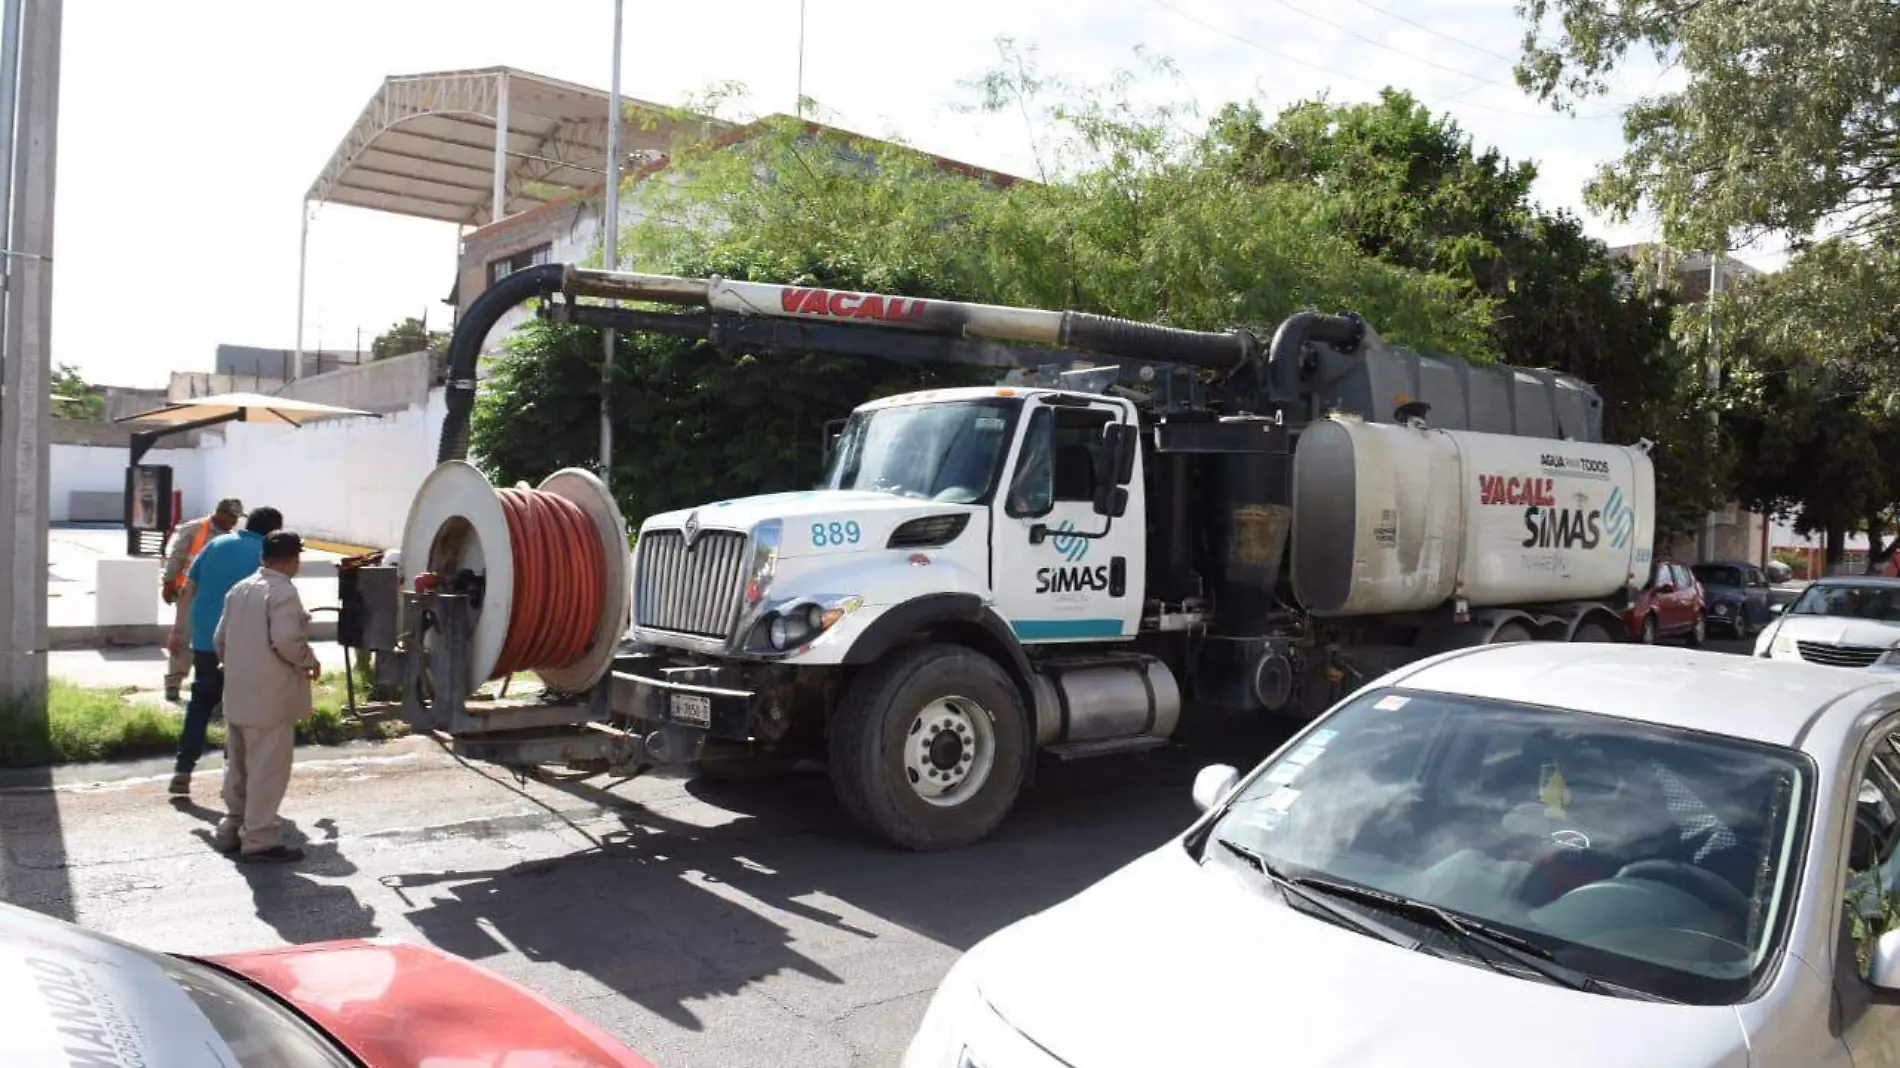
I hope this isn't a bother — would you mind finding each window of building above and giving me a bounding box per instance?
[487,243,552,286]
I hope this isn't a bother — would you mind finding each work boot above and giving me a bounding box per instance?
[237,845,304,864]
[167,772,190,796]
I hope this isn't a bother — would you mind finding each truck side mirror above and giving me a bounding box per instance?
[1093,485,1128,518]
[1096,423,1138,487]
[821,417,846,469]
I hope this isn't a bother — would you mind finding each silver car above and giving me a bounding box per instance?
[903,643,1900,1067]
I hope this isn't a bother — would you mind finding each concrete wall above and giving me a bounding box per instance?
[270,349,436,413]
[50,442,201,523]
[191,389,448,551]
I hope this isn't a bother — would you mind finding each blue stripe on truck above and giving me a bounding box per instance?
[1009,618,1125,640]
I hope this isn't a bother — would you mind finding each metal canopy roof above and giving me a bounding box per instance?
[306,66,717,227]
[116,392,376,427]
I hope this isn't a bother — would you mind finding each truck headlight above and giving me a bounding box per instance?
[744,520,782,607]
[761,595,863,651]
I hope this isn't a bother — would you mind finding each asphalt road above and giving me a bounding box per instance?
[0,633,1755,1068]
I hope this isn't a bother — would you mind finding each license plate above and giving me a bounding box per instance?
[669,692,711,728]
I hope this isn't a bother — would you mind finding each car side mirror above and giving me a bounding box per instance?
[1771,603,1785,615]
[1192,764,1241,813]
[1871,930,1900,992]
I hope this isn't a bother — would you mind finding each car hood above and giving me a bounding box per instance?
[1767,612,1900,650]
[208,938,652,1068]
[962,844,1748,1068]
[1700,584,1745,600]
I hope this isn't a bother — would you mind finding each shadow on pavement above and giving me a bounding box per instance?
[174,799,382,944]
[380,718,1291,1032]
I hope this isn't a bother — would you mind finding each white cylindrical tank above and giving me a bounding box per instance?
[1290,415,1655,616]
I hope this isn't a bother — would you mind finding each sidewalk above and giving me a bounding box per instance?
[49,524,342,649]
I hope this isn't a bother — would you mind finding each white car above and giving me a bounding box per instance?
[902,642,1900,1067]
[1756,576,1900,671]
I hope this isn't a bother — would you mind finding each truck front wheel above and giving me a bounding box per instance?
[828,642,1030,851]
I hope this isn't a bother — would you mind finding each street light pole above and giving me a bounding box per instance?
[599,0,622,484]
[1702,249,1724,562]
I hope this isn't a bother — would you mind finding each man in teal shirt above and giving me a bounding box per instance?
[171,506,283,795]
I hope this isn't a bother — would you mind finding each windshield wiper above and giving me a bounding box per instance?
[1288,875,1673,1001]
[1214,839,1420,952]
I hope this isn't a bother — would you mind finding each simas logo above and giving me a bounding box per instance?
[779,286,930,324]
[1035,520,1109,594]
[1602,484,1636,550]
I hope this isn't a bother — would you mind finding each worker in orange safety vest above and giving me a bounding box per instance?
[161,497,243,702]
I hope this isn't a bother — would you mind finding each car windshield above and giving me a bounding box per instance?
[1788,584,1900,623]
[1692,565,1743,588]
[161,954,355,1067]
[1203,687,1810,1005]
[823,398,1017,503]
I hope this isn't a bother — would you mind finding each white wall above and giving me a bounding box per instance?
[192,390,448,551]
[50,442,202,522]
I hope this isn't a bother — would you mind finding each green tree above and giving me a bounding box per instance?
[1515,0,1900,249]
[476,60,1498,522]
[51,363,101,421]
[1688,240,1900,563]
[370,316,447,362]
[1206,89,1723,538]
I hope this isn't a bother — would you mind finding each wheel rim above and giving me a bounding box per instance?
[1694,619,1705,642]
[1642,619,1656,643]
[904,696,996,807]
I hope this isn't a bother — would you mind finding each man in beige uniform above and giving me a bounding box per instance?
[212,530,318,864]
[161,497,242,702]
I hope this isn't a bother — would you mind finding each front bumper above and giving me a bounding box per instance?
[610,653,759,755]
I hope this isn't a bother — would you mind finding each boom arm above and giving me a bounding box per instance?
[436,263,1368,465]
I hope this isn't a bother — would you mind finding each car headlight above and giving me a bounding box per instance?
[1770,631,1798,657]
[758,594,864,652]
[1884,643,1900,666]
[1711,601,1732,615]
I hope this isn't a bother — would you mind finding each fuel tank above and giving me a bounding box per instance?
[1289,414,1655,616]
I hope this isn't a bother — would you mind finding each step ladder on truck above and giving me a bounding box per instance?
[338,261,1655,852]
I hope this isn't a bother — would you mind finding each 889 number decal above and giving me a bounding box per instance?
[811,520,862,547]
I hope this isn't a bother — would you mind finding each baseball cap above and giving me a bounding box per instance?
[262,530,304,559]
[215,497,244,519]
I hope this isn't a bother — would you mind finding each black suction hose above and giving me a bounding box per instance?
[437,262,568,464]
[1265,311,1365,405]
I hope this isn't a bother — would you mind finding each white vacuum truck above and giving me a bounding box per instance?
[400,263,1655,851]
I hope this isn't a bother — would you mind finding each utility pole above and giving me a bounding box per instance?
[0,0,59,700]
[1701,249,1724,562]
[599,0,622,484]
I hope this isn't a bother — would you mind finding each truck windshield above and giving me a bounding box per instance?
[823,398,1018,503]
[1201,688,1810,1006]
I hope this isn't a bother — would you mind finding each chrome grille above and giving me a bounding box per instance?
[1797,641,1886,669]
[634,529,750,638]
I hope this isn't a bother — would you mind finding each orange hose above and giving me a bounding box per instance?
[491,487,607,679]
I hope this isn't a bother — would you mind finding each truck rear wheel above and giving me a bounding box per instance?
[828,642,1030,851]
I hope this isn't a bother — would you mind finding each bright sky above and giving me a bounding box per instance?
[55,0,1742,388]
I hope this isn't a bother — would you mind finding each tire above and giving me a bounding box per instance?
[827,642,1030,851]
[693,742,799,782]
[1687,618,1705,648]
[1489,623,1534,644]
[1572,621,1616,643]
[1639,616,1657,645]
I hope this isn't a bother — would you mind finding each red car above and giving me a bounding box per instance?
[2,900,654,1067]
[1623,557,1706,645]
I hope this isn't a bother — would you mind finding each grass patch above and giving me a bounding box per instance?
[0,663,408,769]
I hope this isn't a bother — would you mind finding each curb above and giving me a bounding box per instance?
[304,538,380,557]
